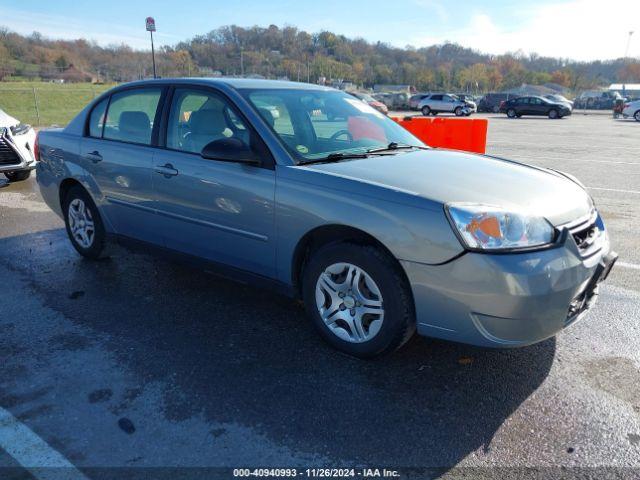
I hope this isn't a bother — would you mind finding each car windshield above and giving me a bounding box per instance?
[240,88,424,163]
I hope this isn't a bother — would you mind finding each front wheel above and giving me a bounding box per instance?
[635,110,640,122]
[63,185,108,259]
[421,105,431,116]
[4,170,31,182]
[548,109,559,119]
[507,108,517,118]
[302,242,415,358]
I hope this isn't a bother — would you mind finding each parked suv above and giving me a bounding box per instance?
[409,93,430,110]
[478,93,517,113]
[622,99,640,121]
[0,108,37,182]
[36,78,616,358]
[418,94,473,116]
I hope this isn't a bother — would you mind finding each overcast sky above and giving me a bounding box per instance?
[1,0,638,61]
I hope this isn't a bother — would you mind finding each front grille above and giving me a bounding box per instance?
[565,211,602,257]
[0,134,21,166]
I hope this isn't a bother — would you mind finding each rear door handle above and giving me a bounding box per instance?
[84,151,102,163]
[154,163,179,177]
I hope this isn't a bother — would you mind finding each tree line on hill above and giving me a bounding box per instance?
[1,24,638,92]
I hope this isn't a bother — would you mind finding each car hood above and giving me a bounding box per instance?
[303,149,592,226]
[0,109,19,128]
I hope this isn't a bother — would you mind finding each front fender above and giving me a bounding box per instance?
[275,165,463,285]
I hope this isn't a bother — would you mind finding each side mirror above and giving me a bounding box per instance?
[201,137,261,166]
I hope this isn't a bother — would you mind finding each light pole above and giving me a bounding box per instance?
[146,17,157,79]
[622,31,634,97]
[624,31,634,59]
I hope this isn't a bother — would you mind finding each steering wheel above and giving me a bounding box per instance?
[330,129,353,141]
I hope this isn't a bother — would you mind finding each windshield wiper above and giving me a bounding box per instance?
[366,142,429,154]
[300,152,370,165]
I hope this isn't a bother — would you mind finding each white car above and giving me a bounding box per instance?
[0,109,37,182]
[622,100,640,122]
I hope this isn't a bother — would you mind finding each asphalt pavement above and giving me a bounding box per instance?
[0,112,639,479]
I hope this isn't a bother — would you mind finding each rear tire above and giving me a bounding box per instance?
[4,170,31,182]
[507,108,517,119]
[492,105,500,113]
[421,106,431,116]
[548,109,559,119]
[62,185,108,260]
[635,110,640,122]
[302,242,415,358]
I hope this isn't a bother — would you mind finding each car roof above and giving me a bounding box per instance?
[113,77,334,91]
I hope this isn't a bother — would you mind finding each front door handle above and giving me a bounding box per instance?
[154,163,179,177]
[84,151,102,163]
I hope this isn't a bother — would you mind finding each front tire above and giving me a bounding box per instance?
[635,110,640,122]
[4,170,31,182]
[454,106,464,116]
[63,185,107,259]
[421,105,431,116]
[302,242,415,358]
[548,109,559,119]
[507,108,517,118]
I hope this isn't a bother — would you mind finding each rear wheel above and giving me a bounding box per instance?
[635,110,640,122]
[492,105,500,113]
[421,105,431,116]
[302,242,415,358]
[62,185,108,259]
[4,170,31,182]
[548,109,559,119]
[507,108,517,119]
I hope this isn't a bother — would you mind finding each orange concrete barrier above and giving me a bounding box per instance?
[392,116,488,154]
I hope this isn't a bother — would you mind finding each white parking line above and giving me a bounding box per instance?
[0,406,88,480]
[618,261,640,270]
[587,187,640,195]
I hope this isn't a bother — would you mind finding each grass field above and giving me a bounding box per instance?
[0,82,117,126]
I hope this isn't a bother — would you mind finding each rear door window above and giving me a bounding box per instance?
[103,88,162,145]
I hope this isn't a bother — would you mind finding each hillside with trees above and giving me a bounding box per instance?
[1,24,638,92]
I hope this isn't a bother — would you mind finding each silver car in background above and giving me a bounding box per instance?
[0,108,37,182]
[36,78,616,358]
[418,93,475,116]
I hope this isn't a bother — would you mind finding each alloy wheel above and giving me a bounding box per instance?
[68,198,95,248]
[315,262,384,343]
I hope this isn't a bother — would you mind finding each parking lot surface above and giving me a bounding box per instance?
[0,112,639,479]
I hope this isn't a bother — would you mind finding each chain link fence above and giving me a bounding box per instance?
[0,85,113,126]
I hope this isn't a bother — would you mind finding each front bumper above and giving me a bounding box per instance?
[402,216,615,347]
[0,127,36,173]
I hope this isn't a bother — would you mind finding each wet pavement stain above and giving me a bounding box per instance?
[49,332,92,351]
[68,290,85,300]
[583,357,640,413]
[88,388,113,403]
[118,417,136,434]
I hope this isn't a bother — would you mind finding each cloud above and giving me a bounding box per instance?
[406,0,640,61]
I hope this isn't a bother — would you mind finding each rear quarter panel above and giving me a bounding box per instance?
[36,129,113,231]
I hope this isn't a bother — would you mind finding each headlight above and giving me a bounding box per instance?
[446,203,555,251]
